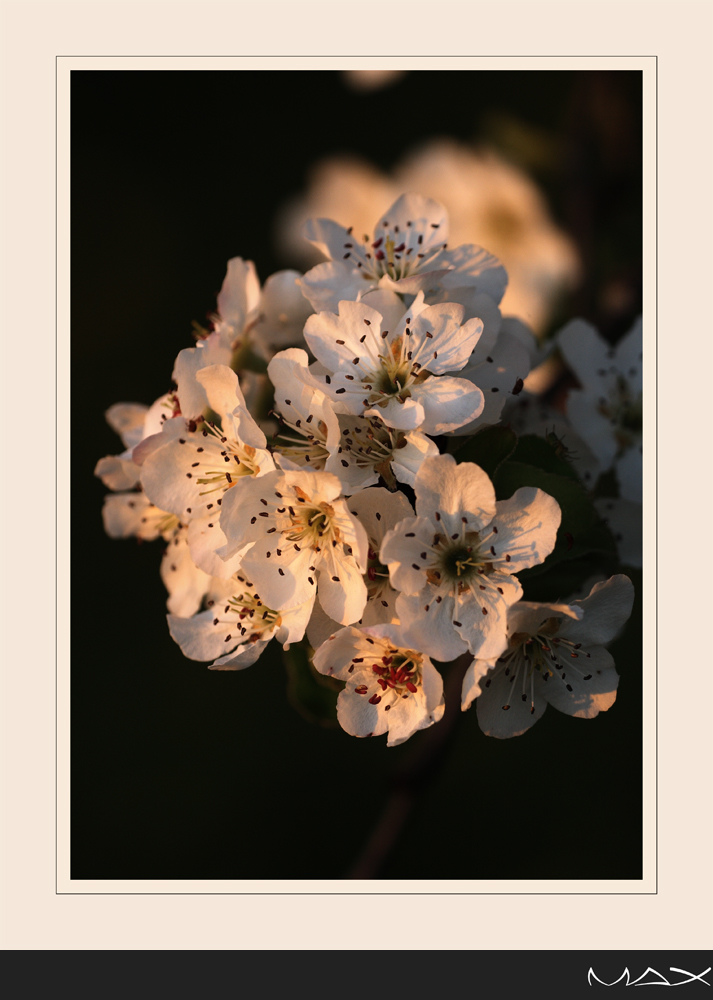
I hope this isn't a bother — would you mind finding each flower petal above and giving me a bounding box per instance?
[559,575,635,646]
[218,470,285,557]
[172,334,233,420]
[186,516,248,579]
[491,487,561,572]
[306,598,342,649]
[453,329,532,434]
[385,659,445,747]
[105,402,149,450]
[614,317,643,395]
[541,645,619,719]
[411,375,484,435]
[409,304,482,375]
[395,591,471,662]
[94,453,140,492]
[161,530,211,617]
[565,389,618,469]
[455,573,519,658]
[251,270,313,351]
[437,244,508,304]
[298,261,367,314]
[335,686,389,740]
[317,556,368,626]
[209,639,271,670]
[240,535,316,611]
[101,492,164,540]
[347,487,414,545]
[476,665,548,738]
[414,454,496,531]
[557,318,610,388]
[168,608,238,661]
[364,394,425,431]
[216,257,261,329]
[303,299,384,374]
[615,446,642,504]
[302,216,357,262]
[389,430,439,487]
[461,656,497,711]
[379,516,436,595]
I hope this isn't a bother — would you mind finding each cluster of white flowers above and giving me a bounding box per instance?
[96,193,636,746]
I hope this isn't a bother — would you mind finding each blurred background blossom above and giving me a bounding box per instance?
[342,68,407,92]
[275,140,580,335]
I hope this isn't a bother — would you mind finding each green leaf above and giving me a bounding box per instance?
[493,460,616,576]
[592,468,619,498]
[283,641,342,728]
[518,551,619,603]
[448,425,517,478]
[510,433,580,482]
[230,341,269,374]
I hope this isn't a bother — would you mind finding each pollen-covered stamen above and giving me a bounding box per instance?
[280,489,343,554]
[525,668,536,715]
[157,511,181,534]
[351,643,424,708]
[546,633,594,686]
[339,417,404,476]
[140,509,181,536]
[489,627,553,711]
[211,587,282,642]
[429,525,509,607]
[356,332,434,410]
[498,619,594,701]
[166,392,182,419]
[363,542,392,603]
[192,420,262,496]
[272,412,331,468]
[371,649,422,694]
[492,643,524,711]
[360,218,447,282]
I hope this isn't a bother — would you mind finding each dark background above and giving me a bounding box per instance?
[73,69,642,880]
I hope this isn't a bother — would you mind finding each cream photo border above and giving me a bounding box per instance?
[1,0,711,951]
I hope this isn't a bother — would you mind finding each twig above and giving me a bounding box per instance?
[346,652,472,879]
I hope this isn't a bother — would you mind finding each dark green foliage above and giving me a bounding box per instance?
[450,425,518,478]
[283,643,342,728]
[494,461,618,580]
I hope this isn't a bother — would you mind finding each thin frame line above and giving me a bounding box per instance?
[58,55,654,896]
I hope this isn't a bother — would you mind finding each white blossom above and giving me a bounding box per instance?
[463,575,634,738]
[450,316,536,433]
[218,468,369,626]
[269,347,438,491]
[173,260,313,419]
[594,497,642,568]
[100,493,213,618]
[380,455,561,662]
[297,192,507,314]
[214,259,312,359]
[303,292,485,435]
[558,317,642,502]
[138,365,275,577]
[306,487,414,649]
[94,393,175,490]
[312,623,445,746]
[276,144,578,332]
[168,572,313,671]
